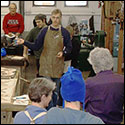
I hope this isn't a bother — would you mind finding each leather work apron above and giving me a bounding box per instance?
[39,26,64,78]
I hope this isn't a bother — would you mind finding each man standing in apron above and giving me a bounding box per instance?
[17,9,72,107]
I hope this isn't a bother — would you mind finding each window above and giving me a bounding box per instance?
[1,1,9,7]
[65,1,87,7]
[33,1,55,6]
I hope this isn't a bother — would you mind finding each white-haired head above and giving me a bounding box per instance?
[87,47,114,74]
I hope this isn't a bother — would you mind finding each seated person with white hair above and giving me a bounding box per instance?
[14,78,55,124]
[42,67,104,124]
[85,47,124,124]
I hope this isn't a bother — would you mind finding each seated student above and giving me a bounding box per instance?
[42,67,104,124]
[14,78,55,124]
[85,47,124,124]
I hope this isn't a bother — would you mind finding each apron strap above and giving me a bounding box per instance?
[24,111,47,123]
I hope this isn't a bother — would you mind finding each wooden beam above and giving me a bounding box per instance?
[105,18,111,49]
[1,103,27,112]
[109,22,115,55]
[118,20,124,74]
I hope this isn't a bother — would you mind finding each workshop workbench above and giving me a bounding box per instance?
[1,67,28,124]
[1,56,28,124]
[1,55,27,95]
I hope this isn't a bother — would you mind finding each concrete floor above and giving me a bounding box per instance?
[22,55,36,94]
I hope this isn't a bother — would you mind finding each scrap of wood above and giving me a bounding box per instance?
[19,77,30,84]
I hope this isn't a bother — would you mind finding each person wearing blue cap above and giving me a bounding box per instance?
[42,67,104,124]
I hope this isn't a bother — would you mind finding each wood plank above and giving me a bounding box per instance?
[1,103,27,112]
[118,22,124,74]
[105,18,111,49]
[1,55,26,66]
[109,22,114,55]
[1,112,13,124]
[1,78,18,103]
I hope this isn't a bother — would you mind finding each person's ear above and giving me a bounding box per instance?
[41,94,46,101]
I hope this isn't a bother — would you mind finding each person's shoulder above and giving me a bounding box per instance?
[42,107,63,124]
[28,27,38,35]
[61,27,69,33]
[4,13,10,18]
[46,107,63,117]
[61,27,70,38]
[40,26,48,34]
[14,111,25,118]
[42,26,48,31]
[85,76,96,85]
[85,76,95,81]
[16,13,24,17]
[83,112,104,124]
[48,107,62,113]
[14,111,25,122]
[31,27,39,31]
[113,72,124,79]
[16,13,22,16]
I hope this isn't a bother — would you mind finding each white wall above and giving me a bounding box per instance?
[1,1,101,33]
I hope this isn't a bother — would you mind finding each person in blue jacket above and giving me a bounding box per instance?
[14,78,55,124]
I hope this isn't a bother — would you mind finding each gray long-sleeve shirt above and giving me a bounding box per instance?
[42,107,104,124]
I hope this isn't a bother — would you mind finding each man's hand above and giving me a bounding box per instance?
[82,40,86,44]
[15,32,20,37]
[8,32,14,37]
[56,52,63,58]
[17,38,24,45]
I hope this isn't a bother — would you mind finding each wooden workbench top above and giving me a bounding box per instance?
[1,55,26,66]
